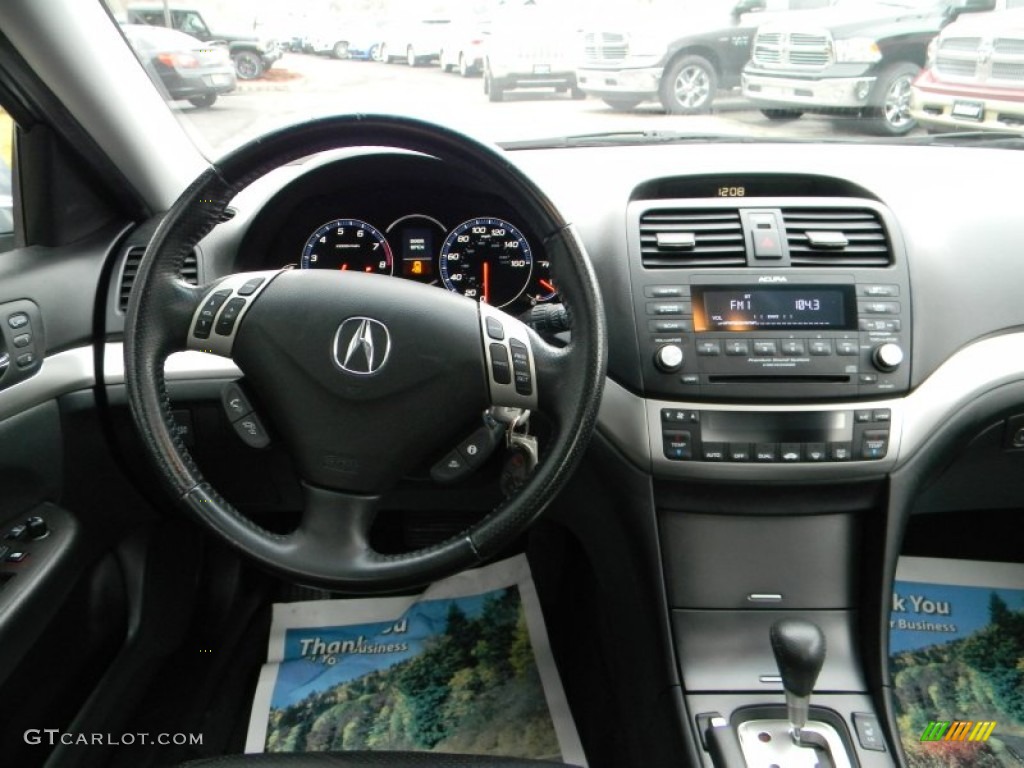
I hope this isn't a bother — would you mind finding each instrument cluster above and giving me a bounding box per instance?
[291,212,556,312]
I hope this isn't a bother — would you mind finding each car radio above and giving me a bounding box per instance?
[633,273,910,400]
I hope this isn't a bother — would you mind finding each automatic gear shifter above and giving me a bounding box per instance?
[770,618,826,742]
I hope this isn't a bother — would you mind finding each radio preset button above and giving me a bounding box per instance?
[780,340,806,356]
[697,341,722,356]
[753,341,777,356]
[861,301,901,315]
[837,341,859,356]
[726,340,750,356]
[809,340,833,356]
[859,285,899,297]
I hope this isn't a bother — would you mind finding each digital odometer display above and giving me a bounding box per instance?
[693,285,856,331]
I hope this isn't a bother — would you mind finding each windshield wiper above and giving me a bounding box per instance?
[500,131,766,150]
[900,130,1024,148]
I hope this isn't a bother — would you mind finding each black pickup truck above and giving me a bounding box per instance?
[125,3,281,80]
[576,0,834,114]
[741,0,1006,135]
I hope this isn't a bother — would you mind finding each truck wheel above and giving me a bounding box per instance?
[868,62,920,136]
[603,98,641,112]
[486,73,505,102]
[232,51,265,80]
[760,109,803,121]
[188,94,216,108]
[332,41,348,59]
[659,55,717,114]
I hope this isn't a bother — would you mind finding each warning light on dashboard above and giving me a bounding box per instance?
[412,260,423,275]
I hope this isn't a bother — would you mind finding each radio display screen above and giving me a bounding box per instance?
[693,285,857,332]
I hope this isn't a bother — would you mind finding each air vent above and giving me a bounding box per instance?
[640,209,746,268]
[118,247,200,312]
[783,208,891,267]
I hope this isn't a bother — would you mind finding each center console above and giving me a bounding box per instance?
[622,193,909,767]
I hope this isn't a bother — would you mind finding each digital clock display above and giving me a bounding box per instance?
[693,285,856,331]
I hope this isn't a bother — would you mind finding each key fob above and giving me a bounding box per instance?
[501,433,539,498]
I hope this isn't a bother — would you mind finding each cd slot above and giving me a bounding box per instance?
[708,375,851,384]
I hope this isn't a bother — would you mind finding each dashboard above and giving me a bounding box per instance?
[236,152,557,316]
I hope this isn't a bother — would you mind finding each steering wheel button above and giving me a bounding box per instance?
[232,413,270,449]
[7,313,28,330]
[237,277,265,296]
[13,333,31,348]
[431,450,471,483]
[485,317,505,340]
[489,343,512,385]
[16,352,35,368]
[222,383,254,422]
[215,297,247,336]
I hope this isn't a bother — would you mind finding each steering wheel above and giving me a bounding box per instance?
[124,115,607,592]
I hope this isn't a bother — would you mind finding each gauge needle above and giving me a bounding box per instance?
[483,260,490,305]
[539,279,555,293]
[340,264,348,271]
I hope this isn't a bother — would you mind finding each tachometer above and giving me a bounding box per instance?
[301,218,393,274]
[439,218,532,308]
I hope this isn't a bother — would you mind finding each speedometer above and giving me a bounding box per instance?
[439,218,533,308]
[301,218,393,274]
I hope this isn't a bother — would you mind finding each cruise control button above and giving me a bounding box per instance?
[509,339,532,396]
[237,277,265,296]
[215,297,247,336]
[13,333,31,348]
[489,344,511,385]
[233,413,270,449]
[485,317,504,340]
[16,352,35,368]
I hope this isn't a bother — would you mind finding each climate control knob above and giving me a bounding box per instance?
[872,342,904,373]
[655,344,684,373]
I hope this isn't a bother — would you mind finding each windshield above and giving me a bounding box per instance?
[104,0,1024,155]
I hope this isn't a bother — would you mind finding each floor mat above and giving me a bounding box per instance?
[245,554,586,765]
[890,556,1024,767]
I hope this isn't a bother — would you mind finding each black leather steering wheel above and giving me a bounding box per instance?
[124,115,606,592]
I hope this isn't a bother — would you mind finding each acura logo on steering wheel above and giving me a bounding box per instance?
[333,317,391,375]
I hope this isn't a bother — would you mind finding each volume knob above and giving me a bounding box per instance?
[872,342,904,373]
[655,344,684,373]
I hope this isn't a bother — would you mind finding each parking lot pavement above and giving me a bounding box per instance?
[184,52,919,156]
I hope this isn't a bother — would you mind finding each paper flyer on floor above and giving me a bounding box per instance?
[890,556,1024,767]
[246,554,586,765]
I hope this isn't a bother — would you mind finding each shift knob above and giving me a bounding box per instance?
[770,618,826,736]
